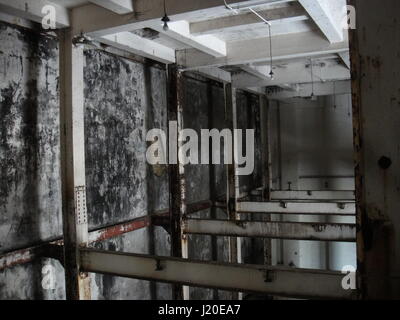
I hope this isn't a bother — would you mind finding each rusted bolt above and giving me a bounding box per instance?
[280,201,287,209]
[155,259,163,271]
[263,270,275,283]
[378,156,392,170]
[236,221,246,228]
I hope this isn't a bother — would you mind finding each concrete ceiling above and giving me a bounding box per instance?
[0,0,350,95]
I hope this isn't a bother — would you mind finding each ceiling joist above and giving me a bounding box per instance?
[88,0,134,14]
[234,60,350,87]
[177,31,349,69]
[190,4,308,35]
[267,80,351,100]
[298,0,344,43]
[148,20,227,57]
[100,32,175,64]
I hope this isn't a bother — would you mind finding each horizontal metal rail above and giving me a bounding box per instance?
[251,189,355,201]
[236,201,356,215]
[0,199,216,271]
[80,248,357,299]
[183,219,356,242]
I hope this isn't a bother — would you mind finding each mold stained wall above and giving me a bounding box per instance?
[182,75,263,299]
[0,21,172,300]
[0,22,264,299]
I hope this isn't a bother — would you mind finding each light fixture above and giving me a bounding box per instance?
[161,0,170,31]
[223,2,275,80]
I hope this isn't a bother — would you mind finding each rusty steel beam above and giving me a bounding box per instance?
[167,64,188,300]
[80,248,357,300]
[0,200,218,272]
[0,215,150,271]
[0,243,57,272]
[88,216,151,243]
[184,218,356,242]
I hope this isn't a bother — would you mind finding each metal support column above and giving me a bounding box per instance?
[260,94,272,266]
[207,80,219,300]
[167,64,188,300]
[59,29,91,300]
[224,83,242,299]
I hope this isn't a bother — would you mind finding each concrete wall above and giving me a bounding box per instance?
[0,22,170,300]
[0,22,263,299]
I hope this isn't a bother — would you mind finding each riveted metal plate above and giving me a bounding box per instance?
[75,186,87,225]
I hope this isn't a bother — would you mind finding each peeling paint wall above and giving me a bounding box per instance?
[0,22,171,300]
[350,0,400,299]
[0,21,265,300]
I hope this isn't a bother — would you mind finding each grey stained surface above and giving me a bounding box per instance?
[0,22,260,299]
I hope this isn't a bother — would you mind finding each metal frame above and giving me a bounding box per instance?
[236,201,356,215]
[183,218,356,242]
[250,189,356,201]
[0,4,362,300]
[80,248,357,300]
[59,29,91,300]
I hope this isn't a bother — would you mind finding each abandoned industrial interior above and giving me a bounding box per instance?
[0,0,399,301]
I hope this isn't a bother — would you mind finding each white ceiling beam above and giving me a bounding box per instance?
[338,51,350,69]
[298,0,343,43]
[242,87,266,95]
[99,32,175,64]
[192,67,232,83]
[190,5,308,35]
[71,0,267,37]
[189,67,265,95]
[267,80,351,100]
[177,31,349,69]
[0,0,70,28]
[88,0,134,14]
[240,64,272,80]
[148,20,226,57]
[233,61,350,87]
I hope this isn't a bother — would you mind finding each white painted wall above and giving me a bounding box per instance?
[270,93,356,271]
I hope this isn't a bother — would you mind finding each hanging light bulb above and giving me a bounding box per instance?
[161,0,170,31]
[269,70,274,81]
[161,14,170,31]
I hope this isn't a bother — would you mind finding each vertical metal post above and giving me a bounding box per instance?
[207,80,219,300]
[348,0,400,299]
[167,64,188,300]
[224,83,241,299]
[260,95,272,266]
[59,29,91,300]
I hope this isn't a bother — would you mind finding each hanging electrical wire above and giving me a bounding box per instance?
[223,1,274,80]
[223,0,239,14]
[268,24,274,80]
[310,58,315,97]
